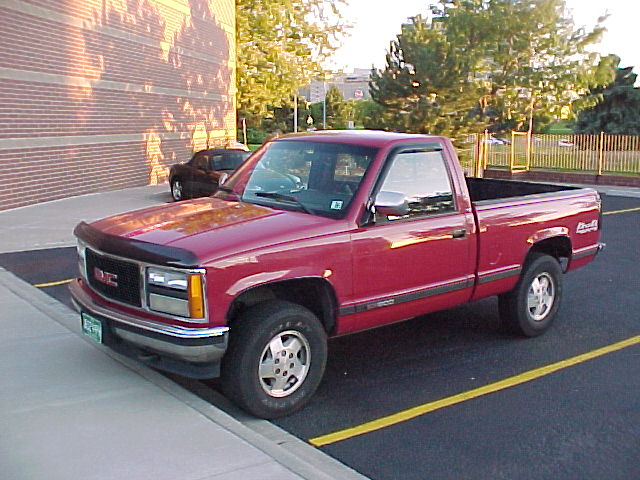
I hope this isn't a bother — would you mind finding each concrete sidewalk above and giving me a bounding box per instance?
[0,185,367,480]
[0,184,172,254]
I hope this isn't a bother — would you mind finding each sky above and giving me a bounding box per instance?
[327,0,640,79]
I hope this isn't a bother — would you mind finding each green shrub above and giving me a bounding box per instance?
[238,128,269,145]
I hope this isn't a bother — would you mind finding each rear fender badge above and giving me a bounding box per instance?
[93,267,119,287]
[576,220,598,234]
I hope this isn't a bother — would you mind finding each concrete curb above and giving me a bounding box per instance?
[0,268,368,480]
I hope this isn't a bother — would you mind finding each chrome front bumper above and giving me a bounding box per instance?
[69,279,228,375]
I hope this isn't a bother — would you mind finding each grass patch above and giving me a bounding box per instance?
[545,121,574,134]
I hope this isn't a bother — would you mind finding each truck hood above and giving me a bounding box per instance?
[90,197,342,264]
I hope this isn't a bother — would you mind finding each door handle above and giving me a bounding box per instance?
[452,228,467,239]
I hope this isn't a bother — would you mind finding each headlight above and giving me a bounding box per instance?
[146,267,205,320]
[148,268,188,290]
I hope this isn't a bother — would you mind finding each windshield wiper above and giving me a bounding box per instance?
[254,192,313,214]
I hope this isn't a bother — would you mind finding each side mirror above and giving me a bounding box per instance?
[374,191,410,217]
[218,173,229,185]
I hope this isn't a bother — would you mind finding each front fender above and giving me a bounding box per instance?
[225,267,333,298]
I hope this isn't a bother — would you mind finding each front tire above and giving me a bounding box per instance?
[171,179,185,201]
[220,300,327,419]
[498,253,563,337]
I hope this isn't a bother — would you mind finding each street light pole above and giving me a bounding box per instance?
[323,79,327,129]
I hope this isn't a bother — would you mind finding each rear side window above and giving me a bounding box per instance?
[379,150,455,218]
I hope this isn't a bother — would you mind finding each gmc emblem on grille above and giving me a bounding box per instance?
[93,267,118,287]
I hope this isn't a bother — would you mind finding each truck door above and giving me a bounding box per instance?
[347,148,475,332]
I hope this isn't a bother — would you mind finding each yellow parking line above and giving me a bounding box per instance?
[603,206,640,216]
[34,278,73,288]
[309,335,640,447]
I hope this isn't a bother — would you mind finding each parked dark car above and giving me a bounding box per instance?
[169,148,251,201]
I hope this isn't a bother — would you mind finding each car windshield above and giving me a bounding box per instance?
[211,151,250,171]
[217,140,378,218]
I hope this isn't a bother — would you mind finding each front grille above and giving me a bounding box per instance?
[86,249,141,307]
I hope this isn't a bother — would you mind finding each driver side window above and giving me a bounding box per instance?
[378,150,455,220]
[192,153,209,170]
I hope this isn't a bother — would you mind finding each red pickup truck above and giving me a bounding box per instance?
[70,131,603,418]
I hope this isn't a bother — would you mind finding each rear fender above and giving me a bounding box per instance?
[526,230,572,271]
[527,227,570,247]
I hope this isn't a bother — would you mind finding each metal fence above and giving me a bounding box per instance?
[474,132,640,176]
[455,137,476,176]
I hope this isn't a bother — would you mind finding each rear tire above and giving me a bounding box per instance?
[498,253,563,337]
[220,300,327,419]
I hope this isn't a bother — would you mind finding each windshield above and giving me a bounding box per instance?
[217,140,378,218]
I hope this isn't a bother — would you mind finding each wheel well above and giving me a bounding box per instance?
[527,237,571,270]
[227,278,338,334]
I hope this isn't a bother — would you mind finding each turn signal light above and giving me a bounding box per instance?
[188,274,205,319]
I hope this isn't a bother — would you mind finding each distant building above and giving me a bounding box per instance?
[300,69,372,103]
[0,0,236,211]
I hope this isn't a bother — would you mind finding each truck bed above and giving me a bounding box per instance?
[465,177,578,203]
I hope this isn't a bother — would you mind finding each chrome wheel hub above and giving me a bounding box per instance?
[527,272,555,322]
[172,182,182,199]
[258,330,310,398]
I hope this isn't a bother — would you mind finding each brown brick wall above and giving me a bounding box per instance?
[0,0,236,211]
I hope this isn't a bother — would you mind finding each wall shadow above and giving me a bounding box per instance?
[77,0,234,188]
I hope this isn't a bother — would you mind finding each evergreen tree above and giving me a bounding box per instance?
[325,86,349,128]
[370,14,487,136]
[308,88,352,129]
[262,97,314,133]
[575,61,640,135]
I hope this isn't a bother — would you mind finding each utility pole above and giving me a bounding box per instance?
[293,95,298,133]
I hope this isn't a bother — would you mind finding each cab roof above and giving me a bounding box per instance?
[274,130,445,148]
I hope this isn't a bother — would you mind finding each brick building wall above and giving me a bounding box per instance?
[0,0,236,210]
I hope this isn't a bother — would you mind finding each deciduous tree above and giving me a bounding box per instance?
[353,98,385,129]
[236,0,348,124]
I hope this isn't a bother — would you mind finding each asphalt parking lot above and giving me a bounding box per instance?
[1,194,639,480]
